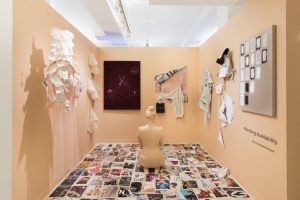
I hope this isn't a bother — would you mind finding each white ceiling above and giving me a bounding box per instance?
[46,0,246,47]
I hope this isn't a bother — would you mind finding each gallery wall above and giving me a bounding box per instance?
[12,0,295,199]
[286,0,300,199]
[13,0,98,199]
[197,0,286,199]
[95,48,200,144]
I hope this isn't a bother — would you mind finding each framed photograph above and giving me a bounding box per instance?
[240,44,245,56]
[255,66,261,79]
[250,38,256,53]
[262,32,268,47]
[255,51,261,65]
[240,56,245,68]
[104,61,141,110]
[245,41,250,54]
[256,36,261,50]
[250,67,255,80]
[250,53,255,66]
[262,49,268,64]
[245,55,250,67]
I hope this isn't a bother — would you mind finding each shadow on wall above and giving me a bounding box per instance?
[18,41,53,200]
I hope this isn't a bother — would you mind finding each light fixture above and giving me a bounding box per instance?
[114,0,131,39]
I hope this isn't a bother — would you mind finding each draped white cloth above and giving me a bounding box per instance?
[158,84,185,118]
[198,66,213,123]
[219,94,234,127]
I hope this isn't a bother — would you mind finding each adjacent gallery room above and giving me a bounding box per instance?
[2,0,299,200]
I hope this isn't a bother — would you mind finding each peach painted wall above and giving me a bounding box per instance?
[198,0,286,199]
[13,0,98,199]
[95,48,200,144]
[286,0,300,199]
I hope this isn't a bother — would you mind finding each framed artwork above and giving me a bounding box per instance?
[104,61,141,110]
[239,25,276,116]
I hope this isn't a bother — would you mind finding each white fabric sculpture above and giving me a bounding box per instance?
[87,78,100,101]
[219,94,234,127]
[198,66,213,123]
[87,52,100,134]
[158,84,185,118]
[218,128,225,147]
[89,52,100,75]
[44,28,82,111]
[218,51,234,79]
[215,80,224,95]
[87,108,99,134]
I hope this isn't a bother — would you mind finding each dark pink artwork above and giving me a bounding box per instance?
[104,61,140,110]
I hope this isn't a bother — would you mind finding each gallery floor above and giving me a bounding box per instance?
[48,144,251,200]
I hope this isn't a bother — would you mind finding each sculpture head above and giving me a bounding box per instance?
[145,106,156,121]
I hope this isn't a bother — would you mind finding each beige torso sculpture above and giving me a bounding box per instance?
[138,106,165,170]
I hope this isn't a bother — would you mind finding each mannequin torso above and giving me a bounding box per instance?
[138,106,165,169]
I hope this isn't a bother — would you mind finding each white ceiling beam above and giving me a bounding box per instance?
[217,6,229,28]
[180,6,215,46]
[149,0,243,6]
[81,0,120,33]
[47,0,104,46]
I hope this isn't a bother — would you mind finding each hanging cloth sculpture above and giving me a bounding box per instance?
[158,84,185,118]
[198,66,213,123]
[219,94,234,128]
[87,52,100,134]
[154,66,188,102]
[214,48,236,148]
[89,52,100,75]
[43,28,82,111]
[154,66,187,118]
[215,79,225,95]
[216,48,235,79]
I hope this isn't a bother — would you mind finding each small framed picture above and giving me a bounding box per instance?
[255,66,261,79]
[240,94,245,106]
[240,56,245,68]
[250,38,256,53]
[255,51,261,65]
[250,53,255,66]
[256,36,261,50]
[262,49,268,64]
[262,32,268,47]
[245,82,249,93]
[245,55,250,67]
[240,82,245,94]
[245,68,250,81]
[245,95,249,105]
[240,44,245,56]
[250,67,255,80]
[245,41,250,54]
[250,81,255,94]
[240,69,245,81]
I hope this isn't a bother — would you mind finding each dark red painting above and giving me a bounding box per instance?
[104,61,141,110]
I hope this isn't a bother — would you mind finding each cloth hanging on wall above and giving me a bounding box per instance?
[198,66,213,123]
[87,78,100,101]
[218,128,225,147]
[87,52,100,134]
[219,94,234,127]
[154,66,184,84]
[87,108,99,134]
[215,79,225,95]
[154,66,188,102]
[216,48,235,79]
[89,52,100,75]
[158,84,185,118]
[44,28,82,111]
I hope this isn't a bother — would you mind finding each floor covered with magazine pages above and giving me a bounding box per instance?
[48,144,251,200]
